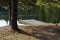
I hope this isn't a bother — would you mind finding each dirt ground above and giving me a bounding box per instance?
[0,25,60,40]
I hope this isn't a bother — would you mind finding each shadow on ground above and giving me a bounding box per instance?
[0,25,60,40]
[19,26,60,40]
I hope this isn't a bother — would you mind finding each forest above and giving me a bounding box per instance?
[0,0,60,23]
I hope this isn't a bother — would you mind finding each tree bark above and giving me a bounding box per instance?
[10,0,18,31]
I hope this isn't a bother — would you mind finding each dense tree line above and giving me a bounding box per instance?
[0,0,60,27]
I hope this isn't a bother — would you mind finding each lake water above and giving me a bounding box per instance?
[0,19,8,27]
[0,19,46,27]
[0,19,24,27]
[22,19,45,25]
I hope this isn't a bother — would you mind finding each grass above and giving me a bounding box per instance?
[0,25,60,40]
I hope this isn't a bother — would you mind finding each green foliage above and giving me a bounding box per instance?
[0,0,10,6]
[0,0,60,23]
[18,0,37,10]
[35,0,60,23]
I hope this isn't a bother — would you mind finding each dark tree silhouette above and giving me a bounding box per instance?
[10,0,19,31]
[9,0,27,33]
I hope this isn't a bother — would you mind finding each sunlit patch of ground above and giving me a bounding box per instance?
[0,26,38,40]
[0,25,60,40]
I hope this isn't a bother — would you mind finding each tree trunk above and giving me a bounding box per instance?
[10,0,18,31]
